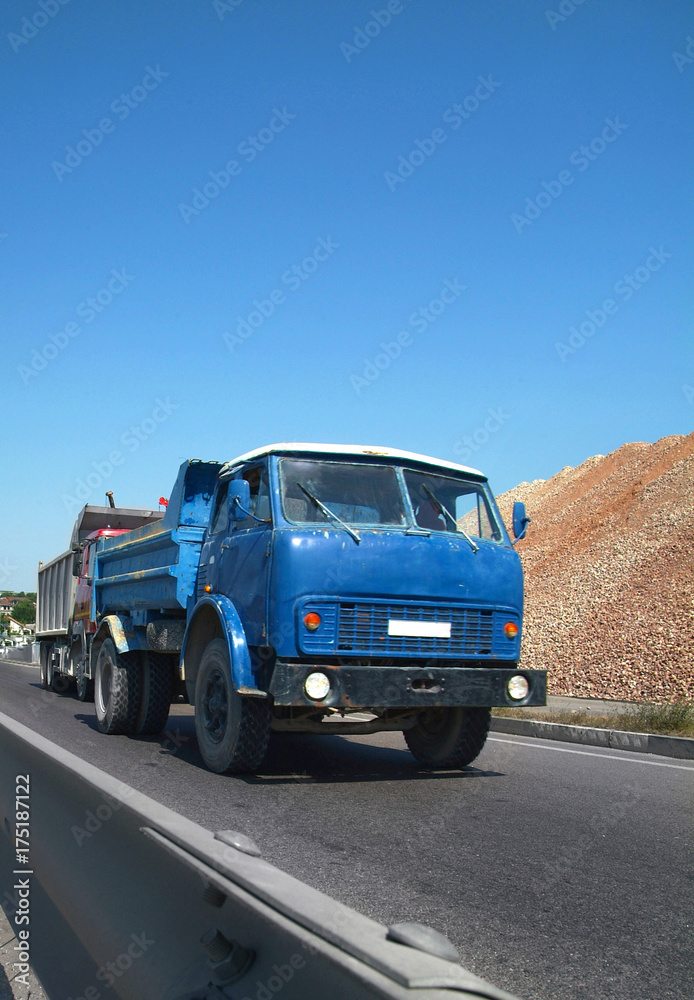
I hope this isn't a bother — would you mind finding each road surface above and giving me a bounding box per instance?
[0,660,691,1000]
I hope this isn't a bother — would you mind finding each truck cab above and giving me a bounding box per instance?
[178,444,544,773]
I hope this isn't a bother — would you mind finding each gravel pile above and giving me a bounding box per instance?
[496,433,694,704]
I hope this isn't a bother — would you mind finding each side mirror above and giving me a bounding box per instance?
[512,501,530,542]
[227,479,251,521]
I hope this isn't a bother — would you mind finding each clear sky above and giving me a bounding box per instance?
[1,0,692,590]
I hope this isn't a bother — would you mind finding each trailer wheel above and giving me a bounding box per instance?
[194,639,271,774]
[50,667,71,694]
[75,660,94,703]
[39,644,51,690]
[404,707,491,769]
[94,638,141,735]
[135,653,173,735]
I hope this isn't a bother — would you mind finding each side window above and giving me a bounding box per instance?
[236,464,271,530]
[209,481,230,534]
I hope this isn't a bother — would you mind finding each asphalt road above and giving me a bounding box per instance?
[0,660,692,1000]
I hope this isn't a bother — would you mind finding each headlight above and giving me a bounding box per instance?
[507,674,529,701]
[304,672,331,700]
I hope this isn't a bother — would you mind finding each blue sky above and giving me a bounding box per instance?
[1,0,692,590]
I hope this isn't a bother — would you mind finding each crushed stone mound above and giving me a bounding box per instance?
[496,433,694,704]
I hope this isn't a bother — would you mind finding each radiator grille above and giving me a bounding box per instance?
[337,602,496,656]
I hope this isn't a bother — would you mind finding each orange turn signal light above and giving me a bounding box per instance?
[504,622,519,640]
[304,612,322,631]
[204,585,212,593]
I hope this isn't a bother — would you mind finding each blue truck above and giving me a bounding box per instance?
[37,443,545,773]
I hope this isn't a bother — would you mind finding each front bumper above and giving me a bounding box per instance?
[268,661,546,709]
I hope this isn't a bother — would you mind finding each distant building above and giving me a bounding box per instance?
[0,595,27,614]
[0,616,32,647]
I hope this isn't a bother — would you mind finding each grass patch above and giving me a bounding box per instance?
[493,702,694,738]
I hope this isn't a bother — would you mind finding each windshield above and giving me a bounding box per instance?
[279,460,407,526]
[403,469,503,542]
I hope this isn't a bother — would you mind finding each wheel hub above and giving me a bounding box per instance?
[203,670,228,744]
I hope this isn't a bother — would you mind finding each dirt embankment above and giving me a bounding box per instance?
[496,433,694,703]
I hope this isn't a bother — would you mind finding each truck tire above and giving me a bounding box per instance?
[75,660,94,703]
[404,706,491,769]
[50,666,71,694]
[194,639,271,774]
[135,652,173,735]
[94,638,141,735]
[39,644,51,690]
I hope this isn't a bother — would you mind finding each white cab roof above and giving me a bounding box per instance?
[220,443,484,478]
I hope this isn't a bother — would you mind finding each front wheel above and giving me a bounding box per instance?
[194,639,271,774]
[404,706,491,768]
[94,638,140,734]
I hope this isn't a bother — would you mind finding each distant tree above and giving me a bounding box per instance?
[12,600,35,625]
[26,592,37,601]
[0,614,10,645]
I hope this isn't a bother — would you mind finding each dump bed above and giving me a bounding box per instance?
[95,461,221,615]
[36,550,75,636]
[37,504,164,637]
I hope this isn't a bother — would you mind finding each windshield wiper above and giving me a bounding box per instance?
[422,484,479,553]
[297,483,361,544]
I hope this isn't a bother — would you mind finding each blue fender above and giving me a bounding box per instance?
[94,614,148,654]
[182,595,257,692]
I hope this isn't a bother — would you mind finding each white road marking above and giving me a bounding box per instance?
[487,736,694,771]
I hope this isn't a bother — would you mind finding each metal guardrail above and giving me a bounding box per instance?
[0,711,519,1000]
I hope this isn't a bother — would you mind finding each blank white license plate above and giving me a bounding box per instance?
[387,620,451,638]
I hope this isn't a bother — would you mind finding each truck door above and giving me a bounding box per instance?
[199,461,272,646]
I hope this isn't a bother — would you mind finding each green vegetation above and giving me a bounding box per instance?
[10,600,35,625]
[493,702,694,738]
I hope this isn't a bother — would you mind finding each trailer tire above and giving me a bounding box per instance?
[39,644,51,690]
[50,667,71,695]
[135,653,173,735]
[94,638,141,735]
[194,639,271,774]
[75,660,94,703]
[404,706,491,769]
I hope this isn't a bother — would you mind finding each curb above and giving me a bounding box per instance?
[490,717,694,760]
